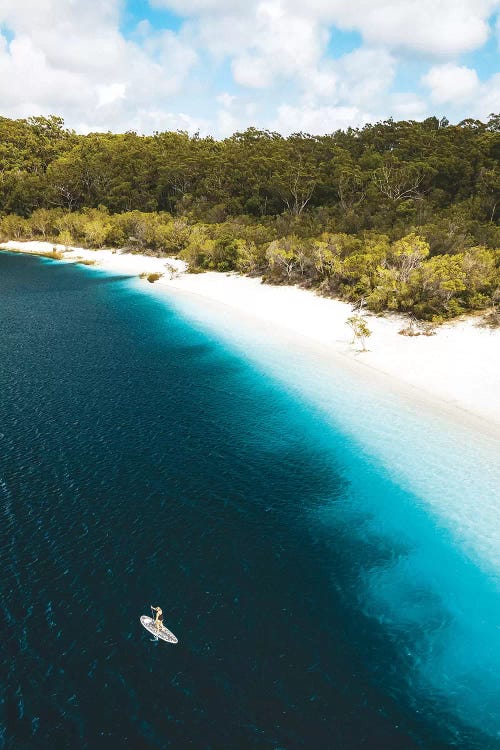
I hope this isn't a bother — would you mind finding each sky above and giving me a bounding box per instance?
[0,0,498,137]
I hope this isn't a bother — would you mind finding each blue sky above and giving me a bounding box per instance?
[121,0,183,35]
[0,0,498,135]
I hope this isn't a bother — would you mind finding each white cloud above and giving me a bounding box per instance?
[305,66,338,99]
[151,0,240,13]
[477,73,500,117]
[97,83,126,108]
[232,55,274,88]
[325,0,496,56]
[422,64,480,103]
[216,92,236,108]
[227,2,330,92]
[152,0,499,132]
[422,64,500,121]
[216,107,242,136]
[155,0,500,56]
[335,47,395,107]
[0,0,498,136]
[270,87,430,135]
[0,34,90,111]
[271,103,373,135]
[0,0,198,132]
[390,93,428,120]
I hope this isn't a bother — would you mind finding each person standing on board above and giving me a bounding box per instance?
[151,605,163,630]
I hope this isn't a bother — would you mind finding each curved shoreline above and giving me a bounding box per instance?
[2,240,499,440]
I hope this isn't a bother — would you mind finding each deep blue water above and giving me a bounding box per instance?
[1,253,499,749]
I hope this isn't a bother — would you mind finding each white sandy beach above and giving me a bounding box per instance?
[2,240,499,434]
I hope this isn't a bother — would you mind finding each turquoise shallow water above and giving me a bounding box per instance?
[1,252,500,749]
[164,282,500,736]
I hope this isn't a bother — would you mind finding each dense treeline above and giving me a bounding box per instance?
[0,114,498,321]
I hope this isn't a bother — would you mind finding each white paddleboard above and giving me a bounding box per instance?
[140,615,178,644]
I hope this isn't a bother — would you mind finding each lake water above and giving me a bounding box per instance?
[1,252,499,749]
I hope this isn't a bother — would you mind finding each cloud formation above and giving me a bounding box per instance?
[0,0,197,131]
[155,0,498,56]
[0,0,498,135]
[423,64,480,104]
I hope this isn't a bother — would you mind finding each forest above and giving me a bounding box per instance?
[0,113,498,321]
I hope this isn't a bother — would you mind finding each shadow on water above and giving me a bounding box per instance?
[0,254,498,749]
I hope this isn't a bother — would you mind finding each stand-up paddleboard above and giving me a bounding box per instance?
[140,615,178,644]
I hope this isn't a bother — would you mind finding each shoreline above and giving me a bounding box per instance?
[2,240,499,438]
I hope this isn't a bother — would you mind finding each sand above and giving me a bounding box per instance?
[2,240,499,434]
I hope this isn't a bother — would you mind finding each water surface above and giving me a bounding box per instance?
[1,253,499,749]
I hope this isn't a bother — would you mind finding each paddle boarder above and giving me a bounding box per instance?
[151,605,163,630]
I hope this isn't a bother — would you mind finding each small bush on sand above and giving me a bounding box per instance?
[346,314,372,351]
[480,309,500,329]
[139,271,163,283]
